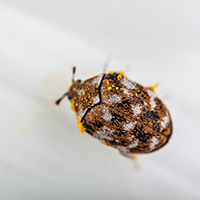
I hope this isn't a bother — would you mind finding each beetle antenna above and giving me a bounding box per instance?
[103,55,112,73]
[72,66,76,82]
[55,92,69,105]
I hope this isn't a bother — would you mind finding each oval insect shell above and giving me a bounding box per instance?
[68,72,172,158]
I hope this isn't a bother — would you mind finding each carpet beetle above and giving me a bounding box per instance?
[56,67,172,158]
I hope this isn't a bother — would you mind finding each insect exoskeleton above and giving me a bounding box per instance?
[56,67,172,158]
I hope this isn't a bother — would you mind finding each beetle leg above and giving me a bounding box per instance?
[103,55,112,73]
[132,154,141,171]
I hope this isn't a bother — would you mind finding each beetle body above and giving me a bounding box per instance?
[57,69,172,158]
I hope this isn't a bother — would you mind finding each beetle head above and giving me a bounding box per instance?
[67,79,82,100]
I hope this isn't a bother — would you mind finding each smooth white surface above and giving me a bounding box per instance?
[0,2,200,200]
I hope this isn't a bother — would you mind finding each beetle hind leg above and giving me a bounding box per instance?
[131,154,141,171]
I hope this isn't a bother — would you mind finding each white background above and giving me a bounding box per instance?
[0,1,200,200]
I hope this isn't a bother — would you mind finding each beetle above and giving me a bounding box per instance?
[55,67,172,158]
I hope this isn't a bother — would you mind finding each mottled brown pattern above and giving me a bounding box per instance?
[67,75,102,119]
[67,71,172,157]
[101,73,171,137]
